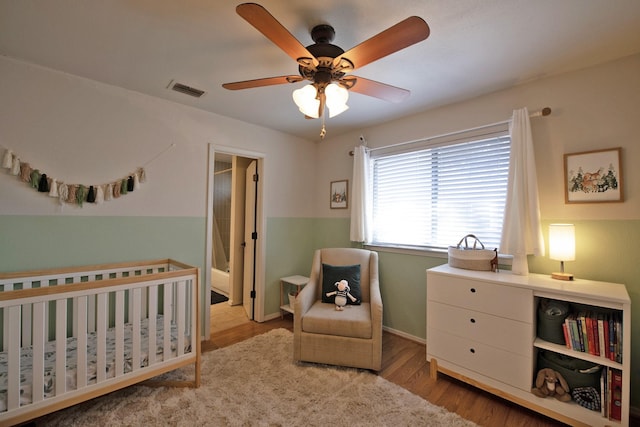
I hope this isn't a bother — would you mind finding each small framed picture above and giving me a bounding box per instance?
[564,147,623,203]
[330,180,348,209]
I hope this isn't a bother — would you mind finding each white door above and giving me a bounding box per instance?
[243,160,257,320]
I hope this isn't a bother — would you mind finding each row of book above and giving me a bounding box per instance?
[561,310,623,363]
[601,367,622,421]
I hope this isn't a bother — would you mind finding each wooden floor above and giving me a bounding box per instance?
[204,302,572,426]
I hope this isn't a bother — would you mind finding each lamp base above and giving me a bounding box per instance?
[551,272,574,281]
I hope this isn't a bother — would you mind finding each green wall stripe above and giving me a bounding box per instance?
[0,216,205,272]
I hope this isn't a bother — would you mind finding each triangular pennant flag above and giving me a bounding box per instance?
[30,169,40,189]
[113,181,121,198]
[49,179,59,197]
[20,163,32,183]
[87,185,96,203]
[10,157,20,176]
[105,183,113,201]
[96,185,104,204]
[38,173,49,192]
[2,149,13,169]
[58,183,69,205]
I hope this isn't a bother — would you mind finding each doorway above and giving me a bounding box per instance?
[204,145,265,339]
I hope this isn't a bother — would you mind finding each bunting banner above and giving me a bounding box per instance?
[2,148,146,207]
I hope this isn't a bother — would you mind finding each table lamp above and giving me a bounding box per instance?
[549,224,575,281]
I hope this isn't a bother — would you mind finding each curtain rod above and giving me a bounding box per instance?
[349,107,551,156]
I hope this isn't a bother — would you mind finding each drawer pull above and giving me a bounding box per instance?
[470,288,476,293]
[470,318,476,323]
[470,348,475,354]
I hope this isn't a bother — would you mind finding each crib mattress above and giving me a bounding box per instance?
[0,316,191,412]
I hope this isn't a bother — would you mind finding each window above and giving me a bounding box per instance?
[370,128,510,250]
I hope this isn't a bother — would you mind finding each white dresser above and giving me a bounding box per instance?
[426,264,630,427]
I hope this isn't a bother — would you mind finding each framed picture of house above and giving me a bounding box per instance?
[564,147,623,203]
[330,180,348,209]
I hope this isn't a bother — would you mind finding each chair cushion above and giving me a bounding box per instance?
[301,301,372,339]
[321,263,361,305]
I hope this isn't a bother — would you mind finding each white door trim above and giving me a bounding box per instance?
[204,144,266,338]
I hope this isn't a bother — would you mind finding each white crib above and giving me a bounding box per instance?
[0,259,200,426]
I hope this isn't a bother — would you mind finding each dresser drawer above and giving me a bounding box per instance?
[427,273,532,321]
[427,328,533,391]
[427,301,532,356]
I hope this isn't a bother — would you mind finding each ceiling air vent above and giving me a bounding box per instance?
[168,80,206,98]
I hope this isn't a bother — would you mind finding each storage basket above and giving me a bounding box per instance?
[537,299,570,345]
[537,350,602,390]
[288,292,297,308]
[448,234,497,271]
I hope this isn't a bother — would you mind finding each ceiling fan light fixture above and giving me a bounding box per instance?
[325,83,349,118]
[292,84,320,118]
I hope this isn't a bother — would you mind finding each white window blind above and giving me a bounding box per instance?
[370,132,510,250]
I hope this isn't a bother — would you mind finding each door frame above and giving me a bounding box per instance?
[204,144,266,339]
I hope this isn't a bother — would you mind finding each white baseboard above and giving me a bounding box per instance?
[382,325,425,345]
[263,311,282,322]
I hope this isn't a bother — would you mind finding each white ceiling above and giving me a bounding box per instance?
[2,1,640,142]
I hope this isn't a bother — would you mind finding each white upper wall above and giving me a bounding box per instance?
[317,53,640,221]
[0,57,317,218]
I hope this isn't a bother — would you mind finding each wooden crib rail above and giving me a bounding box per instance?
[0,258,192,285]
[0,268,196,303]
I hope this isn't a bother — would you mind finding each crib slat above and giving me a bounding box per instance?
[148,285,158,365]
[87,294,97,333]
[163,283,172,361]
[132,287,142,371]
[32,301,46,403]
[176,281,186,356]
[3,283,14,351]
[71,276,82,338]
[21,282,33,347]
[115,290,125,376]
[7,305,21,411]
[43,279,53,346]
[55,299,67,396]
[2,313,6,353]
[96,293,107,383]
[76,296,88,389]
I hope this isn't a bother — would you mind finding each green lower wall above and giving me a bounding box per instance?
[0,216,205,272]
[0,215,207,331]
[264,218,317,314]
[2,215,639,408]
[264,217,354,315]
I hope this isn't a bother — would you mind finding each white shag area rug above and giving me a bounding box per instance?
[38,328,476,426]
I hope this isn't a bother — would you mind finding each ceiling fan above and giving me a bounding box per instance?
[222,3,430,137]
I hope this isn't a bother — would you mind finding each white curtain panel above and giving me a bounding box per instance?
[350,145,372,242]
[500,107,545,275]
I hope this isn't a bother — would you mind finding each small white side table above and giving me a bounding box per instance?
[280,275,309,317]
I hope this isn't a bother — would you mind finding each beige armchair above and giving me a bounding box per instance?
[293,248,382,371]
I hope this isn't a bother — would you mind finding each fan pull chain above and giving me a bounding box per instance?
[320,114,327,139]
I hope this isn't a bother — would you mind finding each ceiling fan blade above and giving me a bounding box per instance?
[335,16,429,70]
[347,76,410,103]
[236,3,318,66]
[222,75,302,90]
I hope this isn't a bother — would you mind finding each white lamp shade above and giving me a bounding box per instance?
[325,83,349,118]
[548,224,575,261]
[292,84,319,118]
